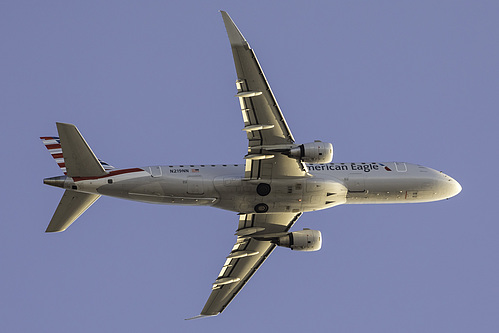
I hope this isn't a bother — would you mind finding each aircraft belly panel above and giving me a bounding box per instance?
[213,176,347,213]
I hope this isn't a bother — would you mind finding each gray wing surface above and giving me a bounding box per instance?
[221,11,307,179]
[196,212,302,317]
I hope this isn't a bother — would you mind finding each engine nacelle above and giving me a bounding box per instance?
[276,229,322,252]
[289,141,333,164]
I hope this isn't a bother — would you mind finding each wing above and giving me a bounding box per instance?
[189,212,302,318]
[221,11,307,179]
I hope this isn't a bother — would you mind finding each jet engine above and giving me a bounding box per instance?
[288,141,333,164]
[276,228,322,252]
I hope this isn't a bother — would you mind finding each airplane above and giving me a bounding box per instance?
[40,11,462,319]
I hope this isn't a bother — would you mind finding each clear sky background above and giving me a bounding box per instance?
[1,1,498,332]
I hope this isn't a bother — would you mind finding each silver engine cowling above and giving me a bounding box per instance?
[289,141,333,164]
[276,229,322,252]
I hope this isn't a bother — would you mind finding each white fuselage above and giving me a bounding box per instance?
[56,162,461,214]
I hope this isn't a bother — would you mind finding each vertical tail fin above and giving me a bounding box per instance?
[40,123,116,176]
[55,122,106,177]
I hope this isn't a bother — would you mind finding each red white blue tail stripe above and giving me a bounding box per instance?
[40,136,115,174]
[98,159,115,171]
[40,137,66,174]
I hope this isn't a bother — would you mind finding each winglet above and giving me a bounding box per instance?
[220,11,250,48]
[185,314,218,321]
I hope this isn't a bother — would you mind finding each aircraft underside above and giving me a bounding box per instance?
[40,11,461,318]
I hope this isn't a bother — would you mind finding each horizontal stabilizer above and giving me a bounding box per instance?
[56,123,107,177]
[46,190,100,233]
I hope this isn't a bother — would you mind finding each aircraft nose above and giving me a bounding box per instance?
[438,173,462,199]
[448,177,462,197]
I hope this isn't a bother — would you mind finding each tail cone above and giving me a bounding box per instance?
[43,176,67,188]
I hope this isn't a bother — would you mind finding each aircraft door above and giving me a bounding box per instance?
[149,166,162,177]
[395,162,407,172]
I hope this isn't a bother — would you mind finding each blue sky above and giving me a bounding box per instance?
[1,1,498,332]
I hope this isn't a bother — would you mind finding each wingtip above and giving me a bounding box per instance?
[220,11,249,48]
[185,314,218,321]
[45,229,64,233]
